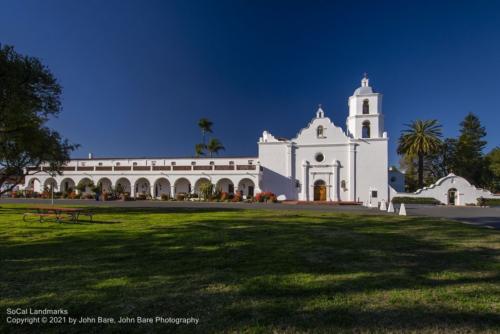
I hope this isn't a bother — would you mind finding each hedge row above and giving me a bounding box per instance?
[477,197,500,206]
[391,197,440,205]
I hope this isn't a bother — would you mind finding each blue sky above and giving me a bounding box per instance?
[1,0,499,165]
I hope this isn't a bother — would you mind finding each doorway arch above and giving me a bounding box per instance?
[60,178,76,193]
[134,178,151,197]
[314,180,327,201]
[237,178,255,198]
[154,178,171,198]
[448,188,458,205]
[97,178,113,193]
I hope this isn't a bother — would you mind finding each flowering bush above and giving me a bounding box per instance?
[255,192,277,203]
[220,192,229,201]
[68,191,80,199]
[231,193,242,202]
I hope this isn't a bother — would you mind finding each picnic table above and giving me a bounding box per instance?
[23,206,93,223]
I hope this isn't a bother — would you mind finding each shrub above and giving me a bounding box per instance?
[23,190,34,198]
[220,192,229,201]
[136,193,147,200]
[120,193,131,201]
[255,191,277,203]
[477,197,500,206]
[68,191,79,199]
[391,197,440,205]
[231,193,242,202]
[198,182,214,200]
[83,193,94,200]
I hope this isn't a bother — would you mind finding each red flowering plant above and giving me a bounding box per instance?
[255,191,277,203]
[232,193,242,202]
[220,192,229,201]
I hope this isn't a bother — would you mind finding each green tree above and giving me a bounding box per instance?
[0,45,77,194]
[485,147,500,192]
[453,113,487,186]
[424,138,457,182]
[198,182,214,200]
[397,120,442,189]
[195,143,206,157]
[197,118,213,146]
[399,155,418,192]
[207,138,225,158]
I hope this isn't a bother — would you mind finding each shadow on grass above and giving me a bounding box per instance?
[1,208,499,332]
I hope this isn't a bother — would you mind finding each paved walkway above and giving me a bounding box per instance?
[2,198,499,229]
[404,204,500,229]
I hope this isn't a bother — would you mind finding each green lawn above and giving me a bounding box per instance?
[1,204,499,333]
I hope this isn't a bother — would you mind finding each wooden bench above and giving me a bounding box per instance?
[72,210,93,222]
[23,207,94,223]
[23,212,62,223]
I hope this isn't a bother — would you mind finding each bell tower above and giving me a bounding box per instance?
[346,74,385,139]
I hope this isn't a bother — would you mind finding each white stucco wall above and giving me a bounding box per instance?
[23,157,261,199]
[393,174,499,205]
[354,138,389,205]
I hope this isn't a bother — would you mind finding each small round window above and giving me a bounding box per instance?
[315,153,324,162]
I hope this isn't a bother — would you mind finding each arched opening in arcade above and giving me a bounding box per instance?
[115,178,131,195]
[97,178,113,193]
[154,178,171,198]
[216,178,234,194]
[134,178,151,198]
[194,178,211,198]
[238,178,255,198]
[77,178,94,194]
[27,178,41,193]
[43,178,58,192]
[60,178,76,193]
[174,178,191,195]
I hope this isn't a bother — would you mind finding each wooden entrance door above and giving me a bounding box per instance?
[448,188,457,205]
[314,181,327,201]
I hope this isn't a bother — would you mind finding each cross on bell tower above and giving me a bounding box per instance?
[361,72,369,87]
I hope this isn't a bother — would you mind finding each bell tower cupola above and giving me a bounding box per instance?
[346,74,385,139]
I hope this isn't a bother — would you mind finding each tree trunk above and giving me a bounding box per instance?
[418,153,424,189]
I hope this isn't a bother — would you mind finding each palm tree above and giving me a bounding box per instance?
[398,120,442,189]
[207,138,225,158]
[197,118,213,146]
[195,143,206,157]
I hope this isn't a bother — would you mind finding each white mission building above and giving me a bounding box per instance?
[23,76,497,205]
[24,76,387,204]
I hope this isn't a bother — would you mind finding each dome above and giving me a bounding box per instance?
[353,75,375,95]
[353,86,374,95]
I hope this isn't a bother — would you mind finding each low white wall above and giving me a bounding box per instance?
[393,173,498,205]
